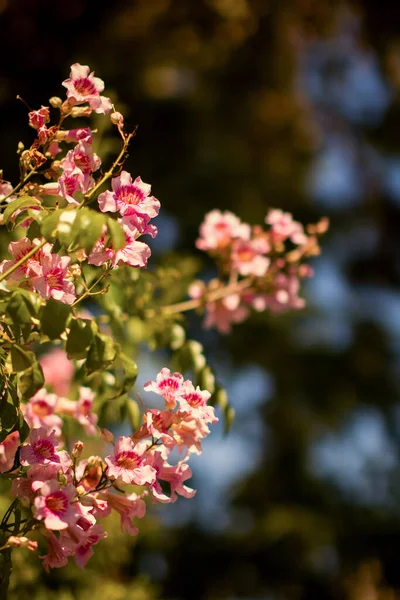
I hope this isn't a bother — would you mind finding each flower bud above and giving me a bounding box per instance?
[110,111,124,126]
[49,96,62,108]
[72,440,84,459]
[57,471,69,486]
[71,106,92,118]
[100,428,114,444]
[17,141,25,154]
[69,264,82,280]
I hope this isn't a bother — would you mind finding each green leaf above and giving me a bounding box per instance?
[119,352,138,394]
[41,209,63,241]
[0,392,18,437]
[41,298,72,339]
[86,333,117,373]
[122,397,141,431]
[6,289,41,325]
[17,361,44,399]
[9,345,35,373]
[66,318,97,359]
[198,365,216,394]
[72,208,105,253]
[3,195,41,226]
[106,217,125,250]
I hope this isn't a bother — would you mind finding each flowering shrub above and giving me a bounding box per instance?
[0,63,327,594]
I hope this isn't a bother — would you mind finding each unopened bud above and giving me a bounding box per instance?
[51,160,61,170]
[87,454,103,468]
[49,96,62,108]
[71,106,92,118]
[100,428,114,444]
[76,484,86,496]
[69,264,82,280]
[17,141,24,154]
[72,440,84,459]
[110,111,124,126]
[57,471,68,486]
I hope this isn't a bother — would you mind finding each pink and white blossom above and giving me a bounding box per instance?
[23,389,63,436]
[31,254,76,305]
[62,63,112,114]
[144,368,185,409]
[34,480,77,530]
[98,171,160,220]
[105,437,156,485]
[196,210,251,251]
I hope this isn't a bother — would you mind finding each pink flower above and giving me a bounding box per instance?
[150,453,196,503]
[23,389,63,436]
[62,63,112,114]
[120,214,158,238]
[74,387,98,435]
[60,141,101,194]
[88,222,151,269]
[0,182,16,202]
[39,348,74,396]
[144,368,185,410]
[64,128,93,144]
[247,273,305,313]
[265,209,308,246]
[99,491,146,536]
[0,431,20,473]
[179,381,217,424]
[12,463,60,502]
[0,238,52,282]
[34,480,77,530]
[63,523,106,569]
[204,294,249,334]
[105,437,156,485]
[41,532,69,571]
[196,210,251,251]
[98,171,160,220]
[31,254,76,305]
[57,155,87,204]
[20,427,70,470]
[231,237,270,277]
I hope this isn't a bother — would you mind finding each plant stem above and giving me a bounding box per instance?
[82,131,135,205]
[72,267,111,307]
[0,169,37,208]
[161,277,253,316]
[0,239,47,284]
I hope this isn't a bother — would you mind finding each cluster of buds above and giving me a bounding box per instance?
[189,209,329,333]
[0,366,217,570]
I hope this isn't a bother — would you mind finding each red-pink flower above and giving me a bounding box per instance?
[265,209,308,245]
[62,63,112,114]
[204,294,249,334]
[64,127,93,144]
[149,452,196,503]
[31,254,76,305]
[88,222,151,269]
[179,381,217,424]
[0,238,52,282]
[231,237,270,277]
[105,437,156,485]
[34,480,77,530]
[23,389,63,436]
[20,427,70,470]
[98,171,160,220]
[41,531,69,571]
[0,431,20,473]
[196,209,250,251]
[74,387,98,435]
[12,463,60,502]
[62,523,106,569]
[144,368,185,410]
[99,491,146,536]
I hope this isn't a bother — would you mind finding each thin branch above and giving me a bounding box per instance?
[161,277,253,316]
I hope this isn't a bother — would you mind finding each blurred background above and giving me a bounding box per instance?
[2,0,400,598]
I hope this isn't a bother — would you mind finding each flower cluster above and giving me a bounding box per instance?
[0,368,216,570]
[190,208,328,333]
[0,63,160,304]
